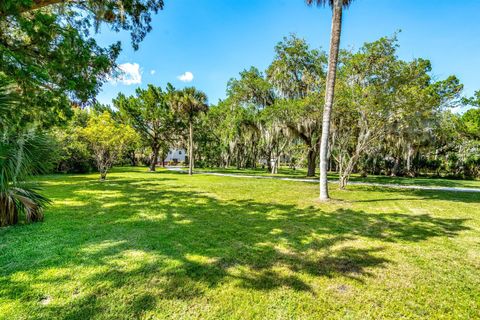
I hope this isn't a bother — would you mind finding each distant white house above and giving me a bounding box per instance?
[163,148,186,163]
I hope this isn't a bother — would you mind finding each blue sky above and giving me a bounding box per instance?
[96,0,480,109]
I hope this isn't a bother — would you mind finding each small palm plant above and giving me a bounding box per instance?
[0,83,51,227]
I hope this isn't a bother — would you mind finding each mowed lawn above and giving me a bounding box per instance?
[1,167,479,319]
[195,167,480,189]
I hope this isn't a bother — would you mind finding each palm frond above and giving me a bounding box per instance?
[0,78,19,129]
[305,0,354,8]
[12,185,51,223]
[0,96,53,226]
[169,87,208,119]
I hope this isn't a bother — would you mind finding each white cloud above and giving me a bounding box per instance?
[110,62,142,85]
[177,71,194,82]
[450,105,463,114]
[150,69,156,75]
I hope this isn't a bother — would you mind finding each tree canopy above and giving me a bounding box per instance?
[192,35,475,183]
[115,84,178,171]
[80,111,139,180]
[0,0,163,126]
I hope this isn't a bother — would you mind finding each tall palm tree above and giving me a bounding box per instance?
[306,0,354,200]
[170,87,208,175]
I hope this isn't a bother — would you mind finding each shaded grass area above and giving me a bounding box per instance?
[1,167,479,319]
[194,166,480,189]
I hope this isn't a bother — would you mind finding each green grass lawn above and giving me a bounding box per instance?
[1,167,479,319]
[194,166,480,189]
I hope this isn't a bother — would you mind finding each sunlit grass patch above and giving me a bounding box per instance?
[1,167,479,319]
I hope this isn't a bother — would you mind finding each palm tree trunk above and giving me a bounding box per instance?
[319,0,343,200]
[189,121,194,175]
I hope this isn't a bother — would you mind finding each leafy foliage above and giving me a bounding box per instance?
[169,87,209,175]
[80,111,139,180]
[460,105,480,140]
[115,84,178,171]
[170,87,209,122]
[305,0,354,8]
[0,131,56,226]
[0,0,163,127]
[53,109,96,173]
[0,81,56,226]
[198,34,478,182]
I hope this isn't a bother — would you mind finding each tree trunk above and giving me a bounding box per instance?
[188,121,194,175]
[236,147,241,170]
[277,155,280,174]
[339,175,348,190]
[129,150,137,166]
[319,0,343,200]
[149,145,159,172]
[391,157,400,177]
[0,196,19,227]
[306,148,317,177]
[372,157,378,175]
[338,154,358,190]
[406,144,414,177]
[6,0,64,15]
[267,150,272,173]
[160,150,166,168]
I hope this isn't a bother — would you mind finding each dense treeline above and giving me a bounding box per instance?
[8,34,479,187]
[52,84,208,178]
[193,35,480,185]
[21,34,480,186]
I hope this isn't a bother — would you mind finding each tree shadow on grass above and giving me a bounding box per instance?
[0,174,471,319]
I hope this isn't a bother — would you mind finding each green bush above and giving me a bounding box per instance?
[53,129,96,174]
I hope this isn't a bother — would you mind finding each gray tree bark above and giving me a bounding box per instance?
[149,145,159,172]
[319,0,343,200]
[188,121,194,175]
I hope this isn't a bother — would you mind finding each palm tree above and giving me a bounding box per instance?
[170,87,208,175]
[0,85,51,226]
[306,0,354,200]
[0,133,52,226]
